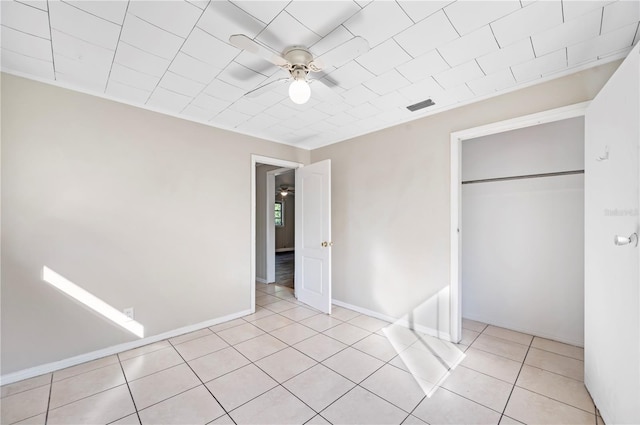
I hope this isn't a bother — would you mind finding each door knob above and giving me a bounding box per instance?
[614,233,638,247]
[321,241,333,247]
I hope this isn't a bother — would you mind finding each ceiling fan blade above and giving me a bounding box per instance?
[314,36,370,70]
[245,78,290,98]
[309,79,342,103]
[229,34,289,68]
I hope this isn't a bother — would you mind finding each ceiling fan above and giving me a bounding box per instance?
[229,34,370,104]
[279,185,295,197]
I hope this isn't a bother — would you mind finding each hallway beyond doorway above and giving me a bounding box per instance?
[275,251,294,288]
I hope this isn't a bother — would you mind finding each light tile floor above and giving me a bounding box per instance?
[1,283,603,425]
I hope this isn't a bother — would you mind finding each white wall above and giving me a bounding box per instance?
[584,45,639,424]
[0,74,309,375]
[461,118,585,345]
[311,61,619,338]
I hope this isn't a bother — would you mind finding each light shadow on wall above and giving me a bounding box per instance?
[42,266,144,338]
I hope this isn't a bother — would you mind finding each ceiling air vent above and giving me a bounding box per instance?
[406,99,435,112]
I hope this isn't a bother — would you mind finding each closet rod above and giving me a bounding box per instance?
[462,169,584,185]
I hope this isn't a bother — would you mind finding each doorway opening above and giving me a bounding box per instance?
[274,169,295,288]
[251,156,302,312]
[449,102,590,343]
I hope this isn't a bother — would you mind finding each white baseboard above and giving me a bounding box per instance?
[275,248,294,253]
[332,299,452,342]
[462,314,584,348]
[256,277,268,284]
[0,309,252,386]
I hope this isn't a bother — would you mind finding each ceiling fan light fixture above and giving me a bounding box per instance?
[289,79,311,104]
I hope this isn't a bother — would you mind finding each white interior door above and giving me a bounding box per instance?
[584,45,639,424]
[295,160,331,313]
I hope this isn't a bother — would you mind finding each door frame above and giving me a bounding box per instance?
[251,155,303,311]
[266,167,296,284]
[448,101,590,343]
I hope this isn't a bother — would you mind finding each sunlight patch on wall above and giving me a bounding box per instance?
[42,266,144,338]
[380,289,466,398]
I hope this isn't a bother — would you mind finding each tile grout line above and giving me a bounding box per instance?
[497,333,534,423]
[166,339,239,425]
[116,353,143,425]
[43,373,53,425]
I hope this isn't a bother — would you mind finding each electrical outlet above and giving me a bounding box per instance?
[123,307,134,320]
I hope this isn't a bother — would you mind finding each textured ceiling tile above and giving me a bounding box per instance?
[198,1,264,41]
[444,0,521,35]
[106,79,151,104]
[342,84,378,106]
[217,61,268,91]
[490,1,562,48]
[397,77,443,103]
[120,13,183,60]
[309,26,354,59]
[344,1,413,47]
[562,1,611,21]
[286,1,360,37]
[2,25,51,61]
[394,11,459,58]
[127,1,202,38]
[355,39,412,76]
[169,52,220,85]
[49,0,121,50]
[204,79,247,102]
[109,62,160,92]
[15,0,48,12]
[511,48,567,82]
[327,61,376,90]
[181,104,219,122]
[1,48,54,78]
[369,91,411,110]
[159,71,205,97]
[363,69,411,96]
[347,102,381,119]
[568,23,637,66]
[433,60,484,89]
[396,50,450,83]
[531,9,601,57]
[1,1,50,38]
[255,11,322,54]
[191,93,231,114]
[147,86,192,113]
[182,28,240,69]
[476,38,534,75]
[601,1,640,34]
[231,1,288,24]
[114,42,170,78]
[214,108,253,128]
[396,1,454,23]
[65,1,128,25]
[438,25,499,67]
[467,68,516,96]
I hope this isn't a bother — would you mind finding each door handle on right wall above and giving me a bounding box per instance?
[614,233,638,247]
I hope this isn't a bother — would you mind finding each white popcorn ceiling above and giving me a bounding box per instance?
[2,0,639,149]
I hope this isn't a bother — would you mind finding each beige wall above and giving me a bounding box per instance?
[311,60,620,337]
[276,195,295,250]
[0,74,309,374]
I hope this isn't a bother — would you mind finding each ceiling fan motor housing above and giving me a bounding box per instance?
[284,47,316,79]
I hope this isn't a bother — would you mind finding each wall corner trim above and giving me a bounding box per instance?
[0,309,252,386]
